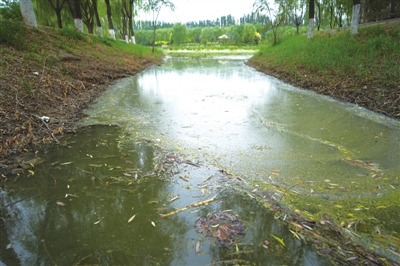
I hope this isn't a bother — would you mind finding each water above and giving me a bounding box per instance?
[1,55,399,265]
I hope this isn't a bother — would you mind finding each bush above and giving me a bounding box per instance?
[0,1,22,21]
[0,20,26,49]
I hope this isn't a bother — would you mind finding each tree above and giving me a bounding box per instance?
[308,0,314,39]
[81,0,94,33]
[122,0,138,44]
[350,0,360,36]
[104,0,116,39]
[92,0,102,36]
[253,0,285,45]
[20,0,38,28]
[46,0,67,28]
[144,0,175,52]
[284,0,305,35]
[242,23,256,44]
[172,22,186,45]
[200,27,214,44]
[66,0,83,32]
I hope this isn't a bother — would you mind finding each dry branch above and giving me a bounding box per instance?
[160,197,217,218]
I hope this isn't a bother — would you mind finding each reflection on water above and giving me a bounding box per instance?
[1,126,332,265]
[2,56,399,265]
[82,56,400,197]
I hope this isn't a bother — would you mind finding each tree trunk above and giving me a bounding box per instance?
[152,25,156,53]
[308,0,314,39]
[129,0,135,44]
[121,0,128,42]
[74,0,83,32]
[92,0,102,37]
[316,0,321,31]
[351,0,361,36]
[47,0,66,29]
[56,9,63,28]
[104,0,115,39]
[390,0,396,19]
[19,0,38,28]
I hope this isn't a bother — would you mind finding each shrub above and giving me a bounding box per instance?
[0,1,22,21]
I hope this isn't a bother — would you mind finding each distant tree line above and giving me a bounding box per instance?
[0,0,398,46]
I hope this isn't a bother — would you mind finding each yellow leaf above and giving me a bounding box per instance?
[376,206,387,209]
[94,220,101,224]
[28,170,34,176]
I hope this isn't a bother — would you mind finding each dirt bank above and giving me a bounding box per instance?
[246,58,400,119]
[0,24,162,176]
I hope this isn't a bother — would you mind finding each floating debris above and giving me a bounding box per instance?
[195,211,246,246]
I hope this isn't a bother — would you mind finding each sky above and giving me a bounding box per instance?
[137,0,256,23]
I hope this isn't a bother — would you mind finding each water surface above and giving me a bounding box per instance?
[2,55,399,265]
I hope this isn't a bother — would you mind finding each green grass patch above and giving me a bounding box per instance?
[0,20,26,49]
[255,24,400,86]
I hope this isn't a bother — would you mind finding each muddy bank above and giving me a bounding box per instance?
[0,24,162,176]
[246,59,400,120]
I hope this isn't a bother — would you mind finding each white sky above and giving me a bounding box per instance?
[138,0,256,23]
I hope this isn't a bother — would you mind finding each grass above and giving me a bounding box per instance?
[255,23,400,87]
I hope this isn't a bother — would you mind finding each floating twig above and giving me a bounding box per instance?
[160,197,217,218]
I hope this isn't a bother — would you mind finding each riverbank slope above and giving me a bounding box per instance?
[246,19,400,119]
[0,21,163,175]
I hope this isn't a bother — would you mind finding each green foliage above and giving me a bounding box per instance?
[155,41,169,46]
[242,24,256,44]
[58,27,86,41]
[0,20,26,49]
[172,23,187,45]
[257,24,400,86]
[0,0,22,21]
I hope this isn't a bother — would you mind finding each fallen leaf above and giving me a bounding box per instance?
[6,244,12,249]
[270,233,285,246]
[28,170,34,176]
[128,214,137,223]
[94,220,101,224]
[289,230,300,240]
[61,162,73,165]
[151,221,156,227]
[195,241,201,253]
